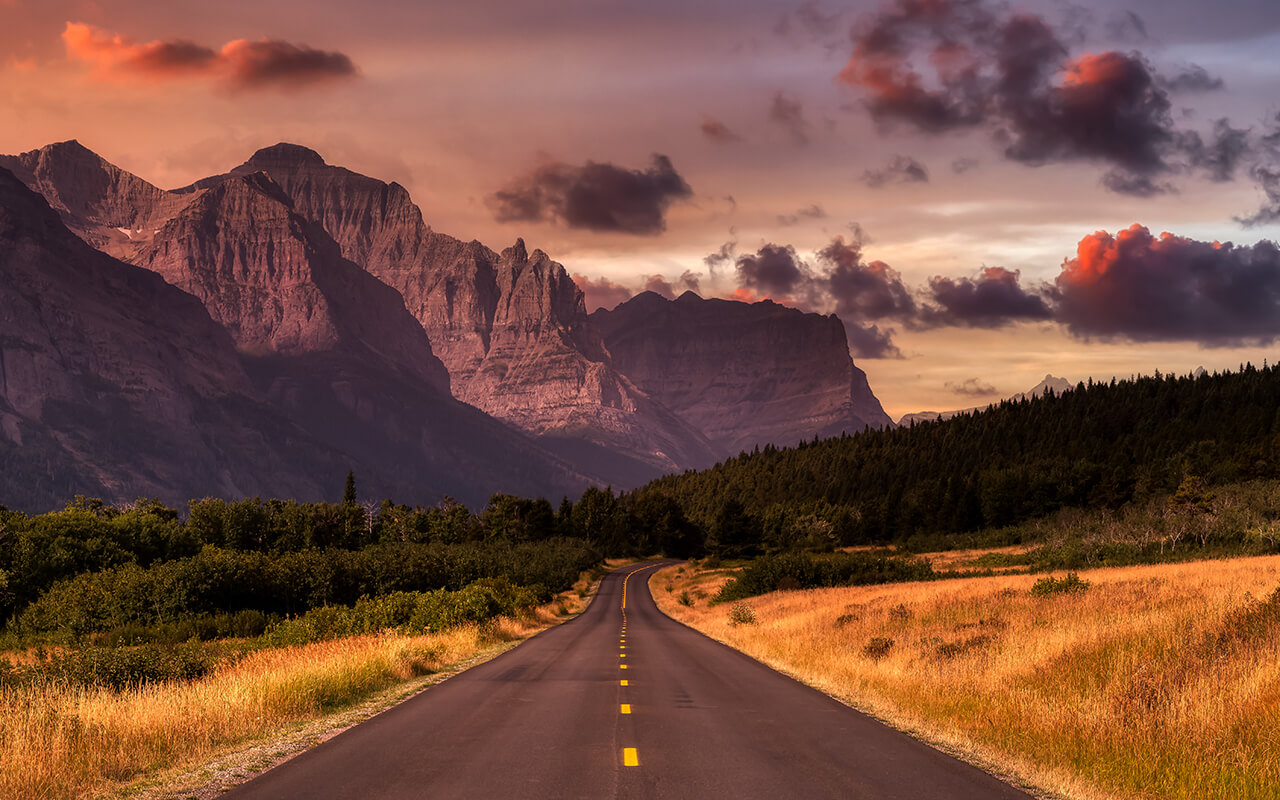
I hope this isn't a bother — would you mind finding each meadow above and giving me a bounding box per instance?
[0,575,597,800]
[654,555,1280,800]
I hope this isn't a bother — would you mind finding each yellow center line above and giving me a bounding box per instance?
[620,679,628,686]
[621,563,663,611]
[623,748,639,767]
[620,704,631,714]
[620,664,627,669]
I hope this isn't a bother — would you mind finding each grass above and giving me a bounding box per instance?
[653,554,1280,800]
[0,570,604,800]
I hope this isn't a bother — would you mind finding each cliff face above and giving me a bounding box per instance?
[0,140,187,260]
[0,151,592,509]
[0,166,337,510]
[591,291,894,456]
[194,144,718,478]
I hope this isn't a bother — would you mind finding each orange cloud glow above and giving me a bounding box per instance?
[61,22,356,91]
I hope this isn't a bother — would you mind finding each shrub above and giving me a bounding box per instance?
[888,603,913,622]
[713,551,937,603]
[1030,572,1091,597]
[728,601,756,626]
[678,591,694,607]
[863,636,895,659]
[834,612,857,627]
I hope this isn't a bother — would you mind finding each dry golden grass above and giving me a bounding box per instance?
[654,555,1280,800]
[0,581,597,800]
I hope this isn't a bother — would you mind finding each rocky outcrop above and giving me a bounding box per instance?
[0,165,339,510]
[0,140,187,260]
[591,291,894,456]
[192,144,719,479]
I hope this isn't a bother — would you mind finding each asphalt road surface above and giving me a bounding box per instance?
[224,564,1032,799]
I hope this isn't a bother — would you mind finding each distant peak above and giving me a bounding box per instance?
[246,143,326,169]
[38,139,101,162]
[675,290,703,302]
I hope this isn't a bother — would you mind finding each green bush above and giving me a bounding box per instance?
[714,552,938,603]
[728,601,756,626]
[1030,572,1091,597]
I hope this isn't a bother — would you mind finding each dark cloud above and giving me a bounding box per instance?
[946,378,998,397]
[678,269,702,294]
[1237,165,1280,228]
[62,22,356,91]
[860,155,929,188]
[736,243,811,298]
[1101,169,1175,197]
[921,267,1053,328]
[642,271,701,299]
[843,323,902,359]
[573,273,635,313]
[777,203,827,226]
[817,236,917,321]
[1181,118,1252,183]
[703,239,737,274]
[770,91,811,146]
[488,154,693,235]
[951,157,980,174]
[1052,224,1280,345]
[220,39,357,90]
[1158,64,1225,93]
[701,117,742,143]
[835,0,1250,193]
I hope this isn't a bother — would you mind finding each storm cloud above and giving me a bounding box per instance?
[921,267,1053,328]
[62,22,357,91]
[1053,224,1280,345]
[835,0,1251,193]
[488,154,693,235]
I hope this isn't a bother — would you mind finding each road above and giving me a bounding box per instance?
[224,564,1032,799]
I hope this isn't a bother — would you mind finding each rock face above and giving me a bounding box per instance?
[0,140,186,260]
[190,144,719,480]
[591,292,894,456]
[0,158,590,511]
[0,166,337,510]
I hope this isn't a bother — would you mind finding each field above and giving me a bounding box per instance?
[653,555,1280,800]
[0,575,599,800]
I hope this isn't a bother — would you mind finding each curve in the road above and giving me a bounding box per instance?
[222,563,1033,800]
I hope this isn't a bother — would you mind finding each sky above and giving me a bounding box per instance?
[3,0,1280,419]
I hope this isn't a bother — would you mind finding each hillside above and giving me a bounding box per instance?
[637,364,1280,540]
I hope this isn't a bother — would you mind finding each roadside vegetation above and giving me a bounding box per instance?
[655,556,1280,800]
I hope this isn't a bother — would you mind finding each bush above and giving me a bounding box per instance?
[678,591,693,607]
[863,636,895,659]
[728,601,756,626]
[714,552,937,603]
[1030,572,1091,597]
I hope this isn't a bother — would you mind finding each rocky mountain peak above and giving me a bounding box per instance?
[246,143,327,169]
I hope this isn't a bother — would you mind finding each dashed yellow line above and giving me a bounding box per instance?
[620,664,627,669]
[620,679,628,686]
[623,748,639,767]
[620,704,631,714]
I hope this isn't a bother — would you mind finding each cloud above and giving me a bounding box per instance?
[1237,165,1280,228]
[1101,169,1174,197]
[703,239,737,275]
[487,154,693,235]
[817,236,917,321]
[946,378,998,397]
[1181,118,1252,183]
[835,0,1249,193]
[701,117,742,143]
[777,203,827,226]
[1052,224,1280,345]
[61,22,356,91]
[573,273,635,313]
[951,157,980,174]
[921,267,1053,328]
[641,271,701,299]
[730,236,912,358]
[860,155,929,188]
[736,243,811,299]
[769,91,810,146]
[1158,64,1224,93]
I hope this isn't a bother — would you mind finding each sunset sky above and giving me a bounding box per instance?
[3,0,1279,419]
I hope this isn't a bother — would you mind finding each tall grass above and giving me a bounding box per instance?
[655,555,1280,800]
[0,586,591,800]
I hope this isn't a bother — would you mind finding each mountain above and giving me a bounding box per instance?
[130,168,589,506]
[0,165,340,511]
[0,140,187,260]
[897,374,1075,426]
[590,291,894,455]
[184,144,719,481]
